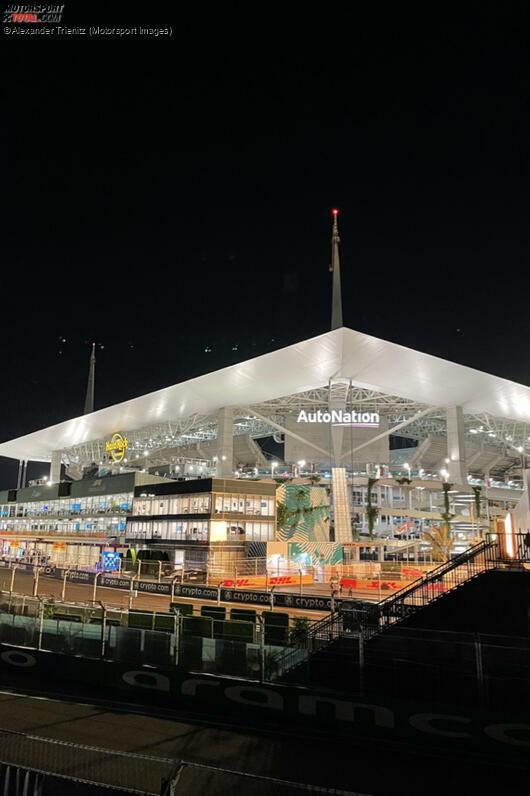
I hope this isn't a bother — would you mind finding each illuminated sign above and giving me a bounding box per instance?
[210,520,228,542]
[296,410,379,428]
[105,433,128,463]
[102,551,120,571]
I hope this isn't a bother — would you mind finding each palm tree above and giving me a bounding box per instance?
[366,477,379,539]
[276,501,290,532]
[421,524,454,562]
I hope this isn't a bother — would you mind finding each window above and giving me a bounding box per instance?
[246,522,274,541]
[133,499,151,516]
[260,498,273,516]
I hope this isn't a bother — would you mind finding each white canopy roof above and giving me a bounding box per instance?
[1,327,529,463]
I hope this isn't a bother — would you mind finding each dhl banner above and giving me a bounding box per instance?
[340,578,410,591]
[220,574,313,589]
[400,567,423,579]
[340,577,446,593]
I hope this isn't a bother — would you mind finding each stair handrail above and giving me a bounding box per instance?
[306,610,340,638]
[272,540,498,680]
[361,539,494,632]
[377,538,492,610]
[267,611,342,680]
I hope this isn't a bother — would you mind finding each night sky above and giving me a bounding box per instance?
[2,3,529,485]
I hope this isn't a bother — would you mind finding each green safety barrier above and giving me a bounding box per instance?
[170,602,194,617]
[182,615,212,639]
[200,605,226,621]
[128,610,155,630]
[263,611,289,646]
[128,610,178,632]
[154,613,176,633]
[230,608,256,623]
[89,617,121,627]
[218,619,255,644]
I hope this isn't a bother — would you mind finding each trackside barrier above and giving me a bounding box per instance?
[0,562,339,611]
[0,603,287,680]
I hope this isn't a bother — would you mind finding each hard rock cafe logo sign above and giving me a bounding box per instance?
[105,433,128,463]
[296,409,380,428]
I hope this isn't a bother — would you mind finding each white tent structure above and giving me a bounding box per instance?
[0,326,529,491]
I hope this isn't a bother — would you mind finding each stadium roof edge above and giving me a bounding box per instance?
[0,326,528,463]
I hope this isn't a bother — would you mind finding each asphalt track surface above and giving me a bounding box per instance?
[0,675,526,796]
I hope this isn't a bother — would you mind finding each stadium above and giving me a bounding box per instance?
[0,322,528,578]
[0,213,528,578]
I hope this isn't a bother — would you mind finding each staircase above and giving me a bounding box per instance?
[273,538,501,682]
[359,538,497,638]
[331,467,352,542]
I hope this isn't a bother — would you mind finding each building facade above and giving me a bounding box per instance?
[126,478,277,576]
[0,472,168,568]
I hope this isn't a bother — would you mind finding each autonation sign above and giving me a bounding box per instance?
[297,410,380,428]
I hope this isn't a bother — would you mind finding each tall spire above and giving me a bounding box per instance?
[330,208,343,330]
[83,342,96,415]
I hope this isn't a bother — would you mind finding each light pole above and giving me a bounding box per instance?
[92,571,102,603]
[99,600,107,658]
[32,566,40,597]
[61,568,69,602]
[128,574,137,609]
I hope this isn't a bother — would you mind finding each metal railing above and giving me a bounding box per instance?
[269,612,344,679]
[0,727,174,794]
[362,533,530,635]
[0,727,365,796]
[272,533,530,678]
[363,539,494,633]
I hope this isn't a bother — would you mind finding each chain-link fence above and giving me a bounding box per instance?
[0,728,174,794]
[281,622,530,713]
[0,729,369,796]
[161,761,370,795]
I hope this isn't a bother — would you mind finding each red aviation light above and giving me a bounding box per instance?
[332,208,339,215]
